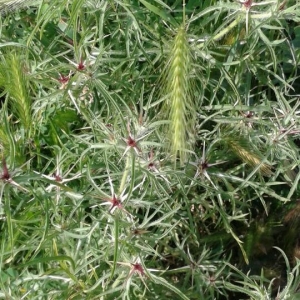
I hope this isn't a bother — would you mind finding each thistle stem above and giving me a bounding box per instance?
[119,154,131,195]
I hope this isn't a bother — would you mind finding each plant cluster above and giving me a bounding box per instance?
[0,0,300,299]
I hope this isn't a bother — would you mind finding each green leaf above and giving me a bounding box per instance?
[138,0,177,26]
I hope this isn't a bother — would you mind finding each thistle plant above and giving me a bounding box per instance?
[0,0,37,14]
[0,0,300,299]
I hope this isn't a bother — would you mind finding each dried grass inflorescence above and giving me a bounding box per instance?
[224,137,272,176]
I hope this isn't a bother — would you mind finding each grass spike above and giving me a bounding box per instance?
[223,135,272,176]
[0,52,32,133]
[163,24,195,165]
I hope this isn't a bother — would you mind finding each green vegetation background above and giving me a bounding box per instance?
[0,0,300,299]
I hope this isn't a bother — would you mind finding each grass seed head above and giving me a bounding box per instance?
[163,24,195,165]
